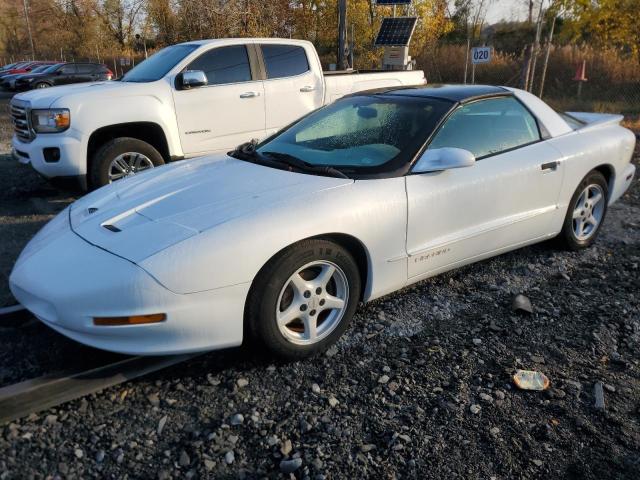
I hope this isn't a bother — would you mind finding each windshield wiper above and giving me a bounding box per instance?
[229,139,260,161]
[262,151,350,179]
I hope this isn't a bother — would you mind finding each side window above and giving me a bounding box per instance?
[76,64,94,74]
[261,44,310,79]
[187,46,252,85]
[428,96,541,159]
[59,65,77,75]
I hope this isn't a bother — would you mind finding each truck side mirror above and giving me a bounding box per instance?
[179,70,207,90]
[412,147,475,173]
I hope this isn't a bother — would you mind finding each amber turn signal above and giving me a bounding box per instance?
[93,313,166,326]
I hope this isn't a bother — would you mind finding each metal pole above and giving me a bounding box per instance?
[337,0,347,70]
[538,15,556,98]
[464,37,470,84]
[528,0,545,92]
[350,23,354,69]
[471,61,476,84]
[22,0,36,59]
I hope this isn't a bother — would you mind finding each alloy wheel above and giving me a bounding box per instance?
[276,260,349,345]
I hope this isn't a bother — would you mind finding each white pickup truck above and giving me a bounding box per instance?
[10,38,425,189]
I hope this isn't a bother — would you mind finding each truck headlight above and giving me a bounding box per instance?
[30,109,70,133]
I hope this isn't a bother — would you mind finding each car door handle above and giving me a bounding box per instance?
[240,91,260,98]
[541,161,558,171]
[300,85,316,92]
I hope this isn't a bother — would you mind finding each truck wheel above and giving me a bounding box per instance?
[90,137,165,189]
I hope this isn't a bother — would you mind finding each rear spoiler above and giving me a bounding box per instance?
[566,111,624,131]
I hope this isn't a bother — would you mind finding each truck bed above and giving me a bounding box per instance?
[322,69,425,104]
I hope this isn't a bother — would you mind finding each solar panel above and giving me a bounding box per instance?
[375,0,412,4]
[374,17,418,46]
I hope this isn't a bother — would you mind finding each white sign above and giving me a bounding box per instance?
[471,47,492,64]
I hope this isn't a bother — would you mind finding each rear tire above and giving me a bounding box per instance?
[246,239,361,360]
[89,137,165,189]
[558,170,608,250]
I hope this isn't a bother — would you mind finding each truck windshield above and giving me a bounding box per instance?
[121,44,199,82]
[255,95,452,175]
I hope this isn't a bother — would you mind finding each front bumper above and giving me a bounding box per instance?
[9,217,249,355]
[12,129,87,178]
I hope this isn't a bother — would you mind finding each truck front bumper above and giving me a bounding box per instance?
[12,130,87,179]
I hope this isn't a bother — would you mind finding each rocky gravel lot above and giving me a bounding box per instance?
[0,109,638,479]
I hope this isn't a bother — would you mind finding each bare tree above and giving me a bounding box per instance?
[96,0,144,48]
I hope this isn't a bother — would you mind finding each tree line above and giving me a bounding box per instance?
[0,1,638,68]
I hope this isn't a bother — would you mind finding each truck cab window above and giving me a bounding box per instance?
[261,45,309,79]
[187,46,252,85]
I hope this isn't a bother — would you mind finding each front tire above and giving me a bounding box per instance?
[34,82,50,89]
[90,137,165,189]
[558,170,608,250]
[246,239,361,360]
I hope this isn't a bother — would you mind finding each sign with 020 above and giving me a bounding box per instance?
[471,47,492,64]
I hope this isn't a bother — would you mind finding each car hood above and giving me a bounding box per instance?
[14,81,131,108]
[70,155,353,263]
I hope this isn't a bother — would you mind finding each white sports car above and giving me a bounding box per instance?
[10,85,636,359]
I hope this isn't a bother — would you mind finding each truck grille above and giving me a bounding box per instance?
[10,100,34,143]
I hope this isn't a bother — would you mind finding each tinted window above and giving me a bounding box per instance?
[59,64,77,74]
[122,44,199,82]
[428,96,541,158]
[76,64,95,74]
[42,64,62,73]
[256,95,451,173]
[262,45,309,79]
[187,46,252,85]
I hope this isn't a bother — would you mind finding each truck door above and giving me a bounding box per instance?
[259,44,324,137]
[172,45,266,156]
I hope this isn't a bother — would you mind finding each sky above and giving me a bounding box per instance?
[483,0,532,25]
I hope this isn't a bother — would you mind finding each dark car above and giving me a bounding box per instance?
[0,61,50,80]
[0,62,20,72]
[15,62,113,90]
[1,64,56,90]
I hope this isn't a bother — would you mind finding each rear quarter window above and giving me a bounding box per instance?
[261,45,310,79]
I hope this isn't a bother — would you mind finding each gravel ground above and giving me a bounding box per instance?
[0,106,638,479]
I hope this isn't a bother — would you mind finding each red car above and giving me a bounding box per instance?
[0,61,55,79]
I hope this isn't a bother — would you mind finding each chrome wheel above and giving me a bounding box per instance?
[276,261,349,345]
[36,83,49,88]
[108,152,154,183]
[572,184,605,241]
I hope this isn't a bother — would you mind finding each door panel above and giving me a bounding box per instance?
[75,64,95,83]
[55,65,77,85]
[406,142,563,279]
[172,45,266,155]
[260,44,323,136]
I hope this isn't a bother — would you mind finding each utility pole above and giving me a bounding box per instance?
[337,0,348,70]
[22,0,36,59]
[538,15,556,98]
[528,0,545,92]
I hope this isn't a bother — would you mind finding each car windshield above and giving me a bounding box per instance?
[254,95,452,175]
[121,44,199,82]
[42,64,62,73]
[29,65,49,73]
